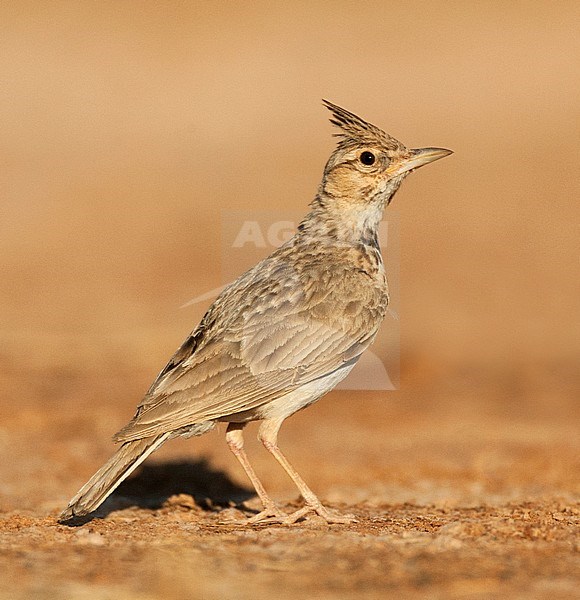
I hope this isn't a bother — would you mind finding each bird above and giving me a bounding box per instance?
[59,100,452,525]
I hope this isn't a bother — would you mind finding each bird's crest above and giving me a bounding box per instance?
[322,99,405,152]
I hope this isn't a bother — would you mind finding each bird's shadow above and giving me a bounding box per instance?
[64,458,254,526]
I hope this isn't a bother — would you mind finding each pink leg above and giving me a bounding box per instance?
[225,423,286,523]
[258,418,356,524]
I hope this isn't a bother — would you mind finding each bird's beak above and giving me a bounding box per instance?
[389,147,453,177]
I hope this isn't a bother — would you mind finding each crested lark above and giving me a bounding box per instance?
[60,101,451,525]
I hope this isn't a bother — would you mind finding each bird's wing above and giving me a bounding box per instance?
[114,249,386,442]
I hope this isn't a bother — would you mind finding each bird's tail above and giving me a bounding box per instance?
[59,433,170,521]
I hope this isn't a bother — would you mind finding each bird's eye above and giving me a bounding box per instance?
[360,151,376,166]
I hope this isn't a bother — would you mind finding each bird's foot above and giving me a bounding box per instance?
[242,501,356,526]
[283,503,357,525]
[245,503,288,524]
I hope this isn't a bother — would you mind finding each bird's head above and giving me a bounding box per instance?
[320,100,452,208]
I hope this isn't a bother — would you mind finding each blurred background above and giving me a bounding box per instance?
[0,2,578,595]
[1,1,577,378]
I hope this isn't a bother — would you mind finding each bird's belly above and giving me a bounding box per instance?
[257,362,356,422]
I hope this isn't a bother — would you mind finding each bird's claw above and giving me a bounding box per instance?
[284,504,357,524]
[245,504,288,524]
[246,504,357,525]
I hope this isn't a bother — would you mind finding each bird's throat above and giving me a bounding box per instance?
[297,195,384,248]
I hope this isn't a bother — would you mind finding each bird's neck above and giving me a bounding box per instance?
[296,193,383,248]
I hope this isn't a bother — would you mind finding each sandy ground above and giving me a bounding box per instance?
[1,2,579,599]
